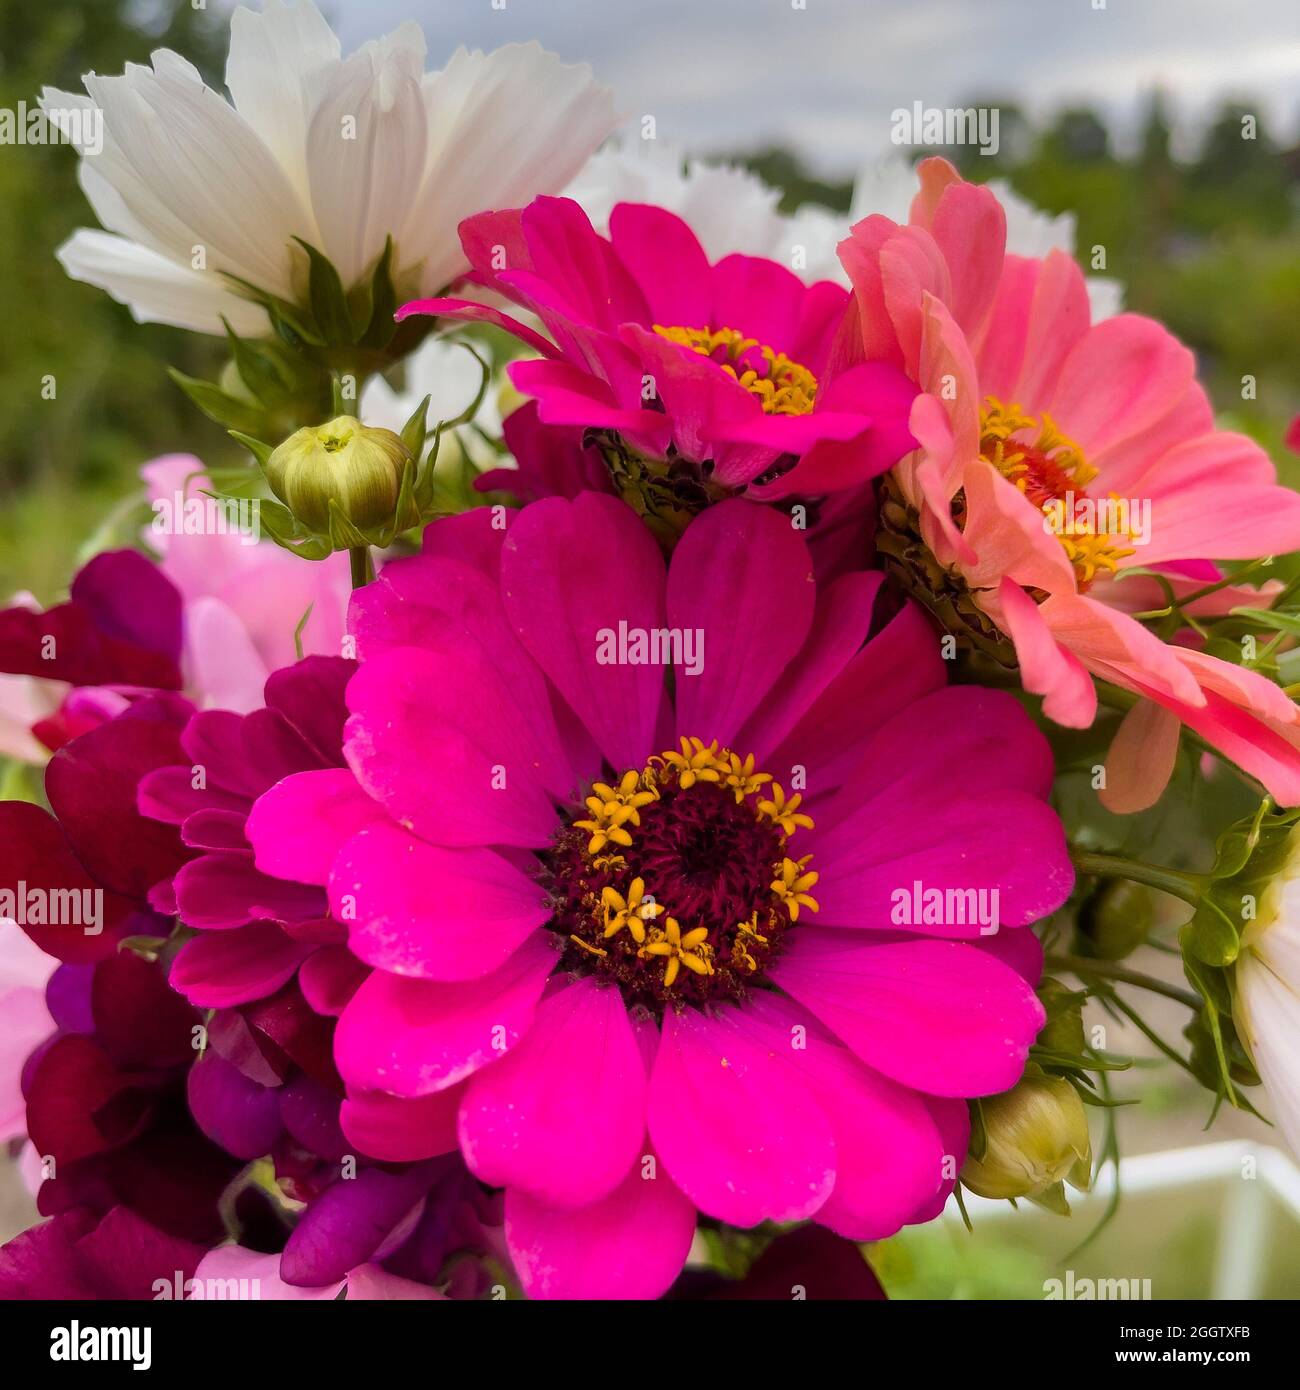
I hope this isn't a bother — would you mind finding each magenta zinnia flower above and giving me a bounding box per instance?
[246,494,1072,1300]
[398,197,918,504]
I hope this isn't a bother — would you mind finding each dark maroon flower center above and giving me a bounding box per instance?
[538,738,819,1016]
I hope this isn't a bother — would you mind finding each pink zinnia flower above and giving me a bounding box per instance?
[246,494,1072,1300]
[398,197,918,508]
[843,157,1300,811]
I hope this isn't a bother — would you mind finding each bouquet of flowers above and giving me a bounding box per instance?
[2,0,1298,1305]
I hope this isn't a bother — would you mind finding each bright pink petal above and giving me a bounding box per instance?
[343,646,560,849]
[340,1086,462,1162]
[246,769,384,887]
[331,824,548,982]
[745,993,946,1241]
[772,930,1046,1097]
[647,1003,835,1227]
[459,978,646,1207]
[506,1153,695,1301]
[169,924,313,1008]
[668,500,815,746]
[334,931,556,1097]
[500,493,668,771]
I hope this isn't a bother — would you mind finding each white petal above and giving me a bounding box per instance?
[226,0,341,213]
[403,42,616,294]
[84,52,311,296]
[361,334,501,435]
[1086,276,1124,322]
[848,154,924,223]
[570,140,843,280]
[305,22,428,287]
[1236,950,1300,1161]
[56,229,270,336]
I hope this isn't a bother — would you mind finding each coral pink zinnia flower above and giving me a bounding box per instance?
[397,197,919,525]
[842,157,1300,812]
[245,494,1072,1300]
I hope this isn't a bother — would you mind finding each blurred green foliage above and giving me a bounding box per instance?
[0,0,232,600]
[1,6,1297,604]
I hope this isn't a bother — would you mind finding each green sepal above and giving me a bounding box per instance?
[294,237,354,346]
[228,431,276,471]
[356,237,398,349]
[167,367,268,436]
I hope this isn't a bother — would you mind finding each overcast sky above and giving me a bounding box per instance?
[299,0,1300,176]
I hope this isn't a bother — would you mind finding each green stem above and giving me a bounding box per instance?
[349,545,373,589]
[1070,848,1206,905]
[1046,953,1203,1011]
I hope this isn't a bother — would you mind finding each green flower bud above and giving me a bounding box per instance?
[1036,977,1087,1055]
[962,1067,1092,1211]
[1078,878,1154,960]
[266,416,411,535]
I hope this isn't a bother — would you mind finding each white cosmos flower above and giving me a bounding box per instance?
[42,0,616,336]
[1235,858,1300,1161]
[571,144,1123,320]
[567,140,846,282]
[360,334,504,470]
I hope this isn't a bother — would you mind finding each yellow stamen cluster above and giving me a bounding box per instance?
[570,739,819,990]
[639,918,714,988]
[654,324,818,416]
[574,770,659,857]
[601,876,664,945]
[979,396,1136,590]
[756,783,814,836]
[771,856,820,921]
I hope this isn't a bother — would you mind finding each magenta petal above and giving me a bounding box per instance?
[459,978,646,1207]
[607,202,712,328]
[344,646,560,849]
[334,931,557,1097]
[668,500,815,746]
[0,1206,205,1301]
[647,1004,835,1227]
[246,768,384,887]
[745,994,944,1241]
[170,924,311,1008]
[341,1087,462,1162]
[500,493,669,771]
[331,824,548,981]
[773,930,1046,1097]
[506,1152,696,1300]
[138,766,247,824]
[298,945,369,1016]
[262,655,354,765]
[70,548,183,664]
[809,789,1072,934]
[171,852,327,929]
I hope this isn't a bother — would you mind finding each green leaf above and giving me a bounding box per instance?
[1229,605,1300,636]
[167,368,268,436]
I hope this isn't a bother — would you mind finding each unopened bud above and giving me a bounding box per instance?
[962,1067,1092,1210]
[266,416,410,534]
